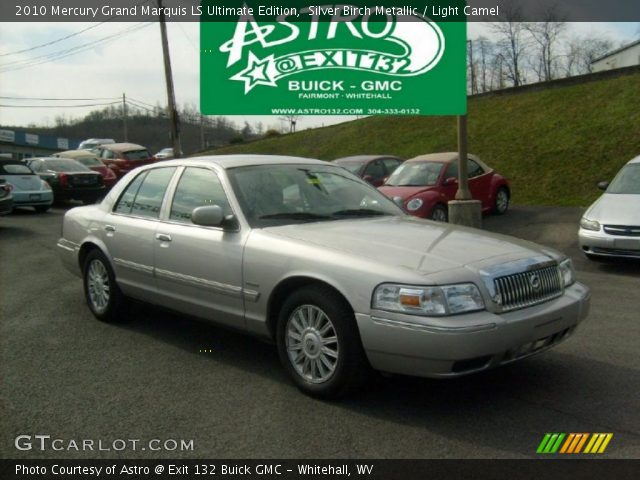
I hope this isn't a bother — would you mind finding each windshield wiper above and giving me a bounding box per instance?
[331,209,391,217]
[258,212,332,221]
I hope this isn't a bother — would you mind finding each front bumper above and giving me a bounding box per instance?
[579,227,640,258]
[356,282,590,378]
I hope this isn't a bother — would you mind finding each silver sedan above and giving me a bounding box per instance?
[58,155,590,398]
[579,155,640,259]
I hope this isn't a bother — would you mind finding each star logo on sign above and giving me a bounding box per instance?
[230,52,277,93]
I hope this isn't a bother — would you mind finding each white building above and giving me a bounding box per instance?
[591,39,640,72]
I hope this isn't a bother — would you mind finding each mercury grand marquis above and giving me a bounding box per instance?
[58,155,590,398]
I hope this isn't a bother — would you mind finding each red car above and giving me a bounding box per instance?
[56,150,118,189]
[95,143,156,178]
[378,152,510,222]
[333,155,404,187]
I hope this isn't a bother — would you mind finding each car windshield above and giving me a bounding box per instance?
[123,149,150,160]
[43,159,91,172]
[385,161,444,186]
[0,163,33,175]
[227,164,403,228]
[75,157,103,167]
[607,163,640,194]
[334,161,364,175]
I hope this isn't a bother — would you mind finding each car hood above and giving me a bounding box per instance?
[264,216,557,276]
[378,185,436,200]
[585,193,640,225]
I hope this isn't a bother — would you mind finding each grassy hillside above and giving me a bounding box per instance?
[205,72,640,207]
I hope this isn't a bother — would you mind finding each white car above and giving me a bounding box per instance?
[579,155,640,259]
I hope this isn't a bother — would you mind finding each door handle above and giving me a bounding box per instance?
[155,233,172,242]
[104,225,116,232]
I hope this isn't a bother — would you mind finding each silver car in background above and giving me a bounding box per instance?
[58,155,590,398]
[579,155,640,259]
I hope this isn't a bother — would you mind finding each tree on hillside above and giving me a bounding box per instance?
[491,0,528,87]
[524,5,567,81]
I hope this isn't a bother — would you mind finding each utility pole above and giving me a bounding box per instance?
[122,93,128,142]
[200,114,205,150]
[158,0,181,158]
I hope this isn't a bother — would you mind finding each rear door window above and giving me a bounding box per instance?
[130,168,176,219]
[0,163,34,175]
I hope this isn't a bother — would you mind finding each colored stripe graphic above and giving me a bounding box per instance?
[538,433,613,454]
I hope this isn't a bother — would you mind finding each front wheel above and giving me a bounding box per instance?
[83,249,127,322]
[494,187,509,215]
[276,285,370,399]
[430,204,448,222]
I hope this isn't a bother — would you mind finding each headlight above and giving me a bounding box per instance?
[558,258,575,287]
[406,198,423,211]
[372,283,485,316]
[580,217,600,231]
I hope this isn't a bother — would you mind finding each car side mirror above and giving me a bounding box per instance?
[443,176,458,186]
[597,181,609,191]
[192,205,225,227]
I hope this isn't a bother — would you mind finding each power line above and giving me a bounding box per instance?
[0,23,153,73]
[0,23,107,58]
[0,101,121,108]
[0,0,152,58]
[0,96,120,101]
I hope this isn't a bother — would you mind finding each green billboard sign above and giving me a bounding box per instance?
[200,2,467,116]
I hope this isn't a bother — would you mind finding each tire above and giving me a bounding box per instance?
[83,249,127,322]
[34,205,50,213]
[494,187,509,215]
[276,285,371,399]
[430,204,448,222]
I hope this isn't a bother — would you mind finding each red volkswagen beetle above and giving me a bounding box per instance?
[378,152,510,222]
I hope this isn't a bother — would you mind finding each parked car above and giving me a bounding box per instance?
[26,157,104,204]
[0,178,13,216]
[378,153,510,222]
[333,155,404,187]
[58,155,589,398]
[579,155,640,260]
[56,150,118,189]
[78,138,115,151]
[95,143,156,178]
[0,159,53,212]
[154,148,175,160]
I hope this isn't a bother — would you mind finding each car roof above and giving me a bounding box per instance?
[152,154,328,170]
[99,143,146,151]
[57,150,99,158]
[334,155,401,163]
[28,157,64,161]
[627,155,640,164]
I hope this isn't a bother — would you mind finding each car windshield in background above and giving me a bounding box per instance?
[0,163,33,175]
[607,164,640,194]
[335,162,364,175]
[123,150,150,160]
[227,164,402,228]
[44,159,91,172]
[76,157,103,167]
[385,162,444,186]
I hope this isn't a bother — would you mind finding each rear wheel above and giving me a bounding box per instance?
[276,285,370,399]
[83,249,127,322]
[494,188,509,215]
[430,204,448,222]
[34,205,50,213]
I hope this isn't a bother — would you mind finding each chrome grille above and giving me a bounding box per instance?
[494,265,562,311]
[603,225,640,237]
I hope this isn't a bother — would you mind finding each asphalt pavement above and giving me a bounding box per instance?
[1,204,639,459]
